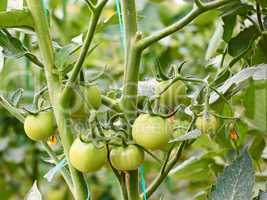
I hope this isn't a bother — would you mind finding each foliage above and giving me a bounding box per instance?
[0,0,266,200]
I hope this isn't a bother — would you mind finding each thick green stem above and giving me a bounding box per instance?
[120,1,140,200]
[126,171,140,200]
[120,0,137,58]
[25,1,88,199]
[122,47,141,120]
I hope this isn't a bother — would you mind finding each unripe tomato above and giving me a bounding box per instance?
[24,111,56,141]
[82,84,102,110]
[59,86,84,117]
[155,80,188,108]
[195,114,218,134]
[132,114,172,150]
[69,138,107,173]
[110,145,144,171]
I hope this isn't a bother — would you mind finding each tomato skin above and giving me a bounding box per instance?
[82,84,102,110]
[69,138,107,173]
[155,80,188,108]
[59,84,101,118]
[195,114,218,134]
[110,145,144,171]
[132,114,172,150]
[24,111,56,141]
[59,86,84,116]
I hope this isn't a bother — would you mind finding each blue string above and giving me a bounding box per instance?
[115,0,126,51]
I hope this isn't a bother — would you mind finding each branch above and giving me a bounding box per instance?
[64,0,108,88]
[136,0,233,50]
[194,0,204,8]
[101,95,122,113]
[256,0,264,31]
[142,142,186,198]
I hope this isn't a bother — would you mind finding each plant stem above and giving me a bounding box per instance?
[120,0,137,59]
[101,95,122,112]
[25,1,89,199]
[122,47,142,120]
[120,1,140,199]
[0,0,7,11]
[65,1,107,87]
[126,171,140,200]
[136,0,233,50]
[256,0,264,31]
[142,142,186,199]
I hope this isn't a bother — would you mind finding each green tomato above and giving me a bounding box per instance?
[24,111,56,141]
[195,114,219,134]
[155,80,188,108]
[132,114,172,150]
[82,84,102,110]
[59,86,85,117]
[110,145,144,171]
[69,137,107,173]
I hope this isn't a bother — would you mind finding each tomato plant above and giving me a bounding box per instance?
[0,0,266,200]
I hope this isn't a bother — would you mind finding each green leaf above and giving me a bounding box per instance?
[249,135,266,161]
[243,81,267,132]
[0,29,26,58]
[228,26,260,57]
[0,9,34,30]
[222,14,236,42]
[209,64,267,103]
[169,129,201,143]
[95,14,119,33]
[9,88,24,107]
[205,20,223,60]
[209,151,254,200]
